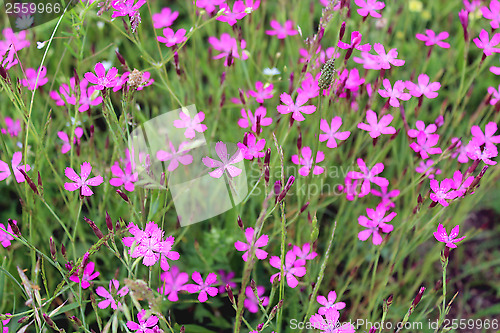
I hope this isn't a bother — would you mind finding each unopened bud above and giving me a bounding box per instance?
[237,216,244,230]
[49,237,56,260]
[18,168,38,195]
[8,219,20,236]
[83,217,104,239]
[225,284,235,304]
[105,211,113,231]
[338,21,346,40]
[412,286,425,307]
[116,189,129,202]
[300,202,309,214]
[70,315,83,327]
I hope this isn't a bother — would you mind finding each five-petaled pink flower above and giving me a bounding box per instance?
[208,33,248,66]
[217,1,247,26]
[358,205,396,245]
[247,81,274,103]
[156,142,193,172]
[126,309,159,333]
[452,170,474,197]
[409,133,442,159]
[64,162,103,196]
[466,139,498,165]
[111,0,146,18]
[319,117,350,148]
[109,161,138,192]
[185,271,218,302]
[173,111,207,139]
[429,178,458,207]
[473,29,500,56]
[1,117,21,137]
[378,79,411,107]
[95,279,129,310]
[406,74,441,98]
[158,265,189,302]
[70,261,100,289]
[415,159,441,179]
[291,146,325,176]
[58,127,83,154]
[292,243,318,261]
[347,158,389,196]
[84,62,118,90]
[234,227,269,261]
[372,43,405,69]
[482,0,500,29]
[244,285,269,313]
[310,308,356,333]
[0,220,15,248]
[269,251,306,288]
[317,290,346,315]
[354,0,385,18]
[265,20,298,39]
[357,109,396,138]
[202,142,243,178]
[152,7,179,29]
[238,133,266,160]
[157,28,187,47]
[434,223,466,248]
[277,93,316,121]
[238,106,273,132]
[470,121,500,151]
[337,31,371,51]
[407,120,437,139]
[20,66,49,90]
[415,30,450,48]
[0,152,31,183]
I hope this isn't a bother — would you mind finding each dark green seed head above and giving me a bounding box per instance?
[318,58,336,90]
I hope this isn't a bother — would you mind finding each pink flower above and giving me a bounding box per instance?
[482,0,500,29]
[415,159,441,179]
[109,162,138,192]
[64,162,103,196]
[185,272,218,302]
[470,121,500,151]
[49,77,77,106]
[407,120,437,139]
[157,28,187,47]
[357,109,396,138]
[0,152,31,183]
[297,73,320,99]
[338,178,361,201]
[238,106,273,132]
[58,127,83,154]
[409,133,442,159]
[433,223,466,248]
[354,0,385,18]
[202,142,243,178]
[0,221,15,247]
[111,0,146,18]
[473,29,500,56]
[344,68,365,91]
[317,291,346,315]
[291,146,325,176]
[269,251,306,288]
[156,142,193,172]
[194,0,225,14]
[208,33,248,66]
[84,62,118,90]
[450,138,469,163]
[488,84,500,104]
[1,117,21,137]
[152,7,179,29]
[292,243,318,261]
[319,117,350,148]
[247,81,274,103]
[337,31,371,51]
[78,79,103,112]
[347,158,388,196]
[310,308,355,333]
[173,111,207,139]
[69,261,100,289]
[237,133,266,160]
[406,74,441,98]
[358,205,395,245]
[466,139,498,165]
[217,1,247,26]
[265,20,298,39]
[415,30,450,48]
[127,309,159,333]
[20,66,48,90]
[158,266,189,302]
[217,270,237,293]
[371,186,400,209]
[277,93,316,121]
[430,178,459,207]
[373,43,405,69]
[234,227,269,261]
[452,170,474,196]
[95,279,129,310]
[378,79,411,107]
[464,0,482,12]
[244,285,269,313]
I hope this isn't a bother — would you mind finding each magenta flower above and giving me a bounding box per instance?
[482,0,500,29]
[470,121,500,151]
[247,81,274,103]
[358,205,396,245]
[234,227,269,261]
[371,186,400,209]
[238,106,273,132]
[208,33,248,66]
[194,0,226,14]
[297,73,320,99]
[464,0,483,12]
[292,243,318,261]
[237,133,266,160]
[1,117,21,137]
[450,138,469,164]
[217,270,237,293]
[0,220,15,247]
[95,279,129,310]
[84,62,118,90]
[430,178,459,207]
[173,111,207,139]
[338,177,361,201]
[344,68,365,91]
[1,313,10,333]
[277,93,316,121]
[157,28,187,47]
[354,0,385,18]
[466,139,498,165]
[217,1,247,26]
[185,271,218,303]
[310,308,355,333]
[317,291,346,315]
[202,142,243,178]
[378,79,411,107]
[244,285,269,313]
[156,142,193,172]
[158,266,189,302]
[415,159,442,179]
[473,29,500,56]
[291,146,325,176]
[337,31,371,51]
[109,162,138,192]
[64,162,103,196]
[58,127,83,154]
[407,120,437,139]
[152,7,179,29]
[269,251,306,288]
[127,309,159,333]
[20,66,48,90]
[357,109,396,138]
[0,152,31,183]
[434,224,466,248]
[347,158,389,196]
[265,20,298,39]
[409,133,442,159]
[488,84,500,104]
[49,77,77,106]
[372,43,405,69]
[406,74,441,98]
[452,170,474,197]
[111,0,146,18]
[415,30,450,48]
[319,117,350,148]
[69,261,100,289]
[78,79,103,112]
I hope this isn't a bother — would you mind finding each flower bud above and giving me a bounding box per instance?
[412,286,425,307]
[105,211,113,231]
[225,284,235,304]
[49,237,56,260]
[83,216,104,239]
[338,21,346,41]
[8,219,20,236]
[237,216,244,231]
[18,168,38,195]
[116,189,129,203]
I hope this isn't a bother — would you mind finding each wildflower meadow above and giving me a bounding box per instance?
[1,0,500,332]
